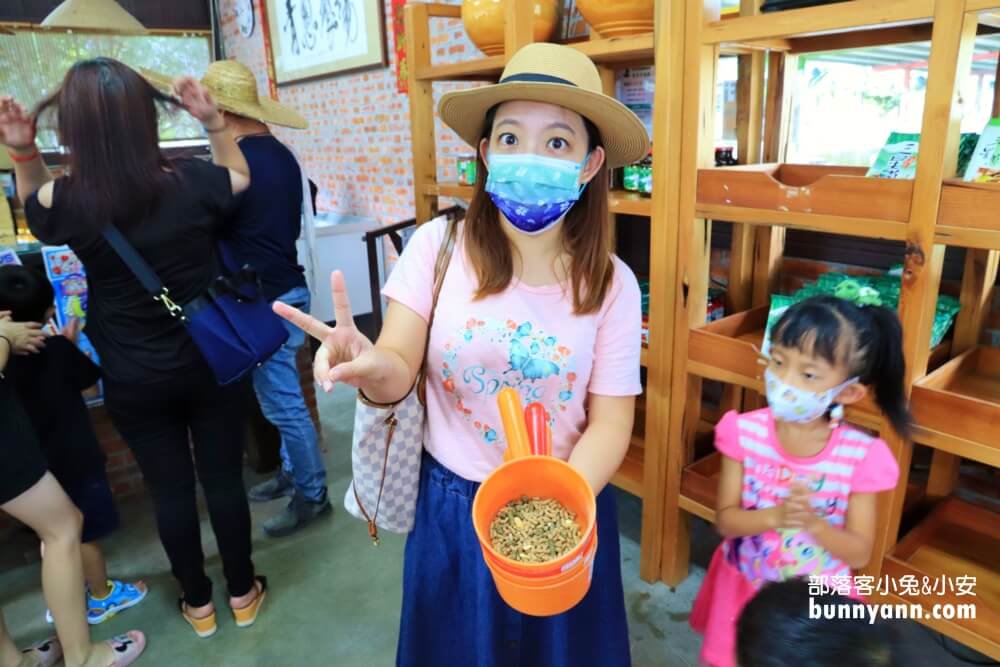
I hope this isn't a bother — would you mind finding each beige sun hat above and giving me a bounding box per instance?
[140,59,308,130]
[438,43,650,169]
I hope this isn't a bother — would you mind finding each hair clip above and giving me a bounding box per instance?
[829,403,845,429]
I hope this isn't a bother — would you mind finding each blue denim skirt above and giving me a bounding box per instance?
[397,453,631,667]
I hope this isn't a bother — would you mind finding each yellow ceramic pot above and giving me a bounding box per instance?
[575,0,654,38]
[462,0,559,57]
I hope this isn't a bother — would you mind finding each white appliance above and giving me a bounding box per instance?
[296,213,381,325]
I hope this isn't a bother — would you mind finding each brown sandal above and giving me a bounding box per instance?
[179,599,217,638]
[232,576,268,628]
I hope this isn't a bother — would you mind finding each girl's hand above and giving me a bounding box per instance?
[274,271,388,392]
[172,77,225,132]
[779,485,815,529]
[0,97,36,150]
[0,318,46,355]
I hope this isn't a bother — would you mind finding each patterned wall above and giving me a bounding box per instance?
[219,0,480,224]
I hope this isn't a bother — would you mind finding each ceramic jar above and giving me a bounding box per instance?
[461,0,560,57]
[575,0,654,38]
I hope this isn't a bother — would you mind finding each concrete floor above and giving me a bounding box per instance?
[0,386,983,666]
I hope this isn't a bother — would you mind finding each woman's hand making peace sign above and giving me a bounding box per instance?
[274,271,394,394]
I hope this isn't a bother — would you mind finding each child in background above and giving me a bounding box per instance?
[691,295,907,667]
[0,265,148,625]
[737,578,900,667]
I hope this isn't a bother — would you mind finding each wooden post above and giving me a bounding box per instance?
[723,0,766,414]
[639,0,688,583]
[869,2,979,577]
[926,248,999,496]
[405,3,438,224]
[505,0,534,58]
[661,0,721,586]
[926,38,1000,499]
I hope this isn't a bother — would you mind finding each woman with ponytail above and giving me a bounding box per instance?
[690,295,909,667]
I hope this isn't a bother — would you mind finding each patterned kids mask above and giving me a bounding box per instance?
[485,152,589,234]
[764,368,858,424]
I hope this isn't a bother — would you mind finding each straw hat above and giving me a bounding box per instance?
[40,0,148,35]
[140,60,308,130]
[438,43,650,168]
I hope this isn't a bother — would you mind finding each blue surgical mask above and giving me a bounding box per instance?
[485,152,589,235]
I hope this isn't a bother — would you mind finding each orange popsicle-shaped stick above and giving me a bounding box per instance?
[525,403,548,456]
[543,422,553,457]
[498,387,531,461]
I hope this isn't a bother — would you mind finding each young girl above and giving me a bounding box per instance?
[691,295,908,667]
[277,43,648,666]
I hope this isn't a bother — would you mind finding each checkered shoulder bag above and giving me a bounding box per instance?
[344,216,458,544]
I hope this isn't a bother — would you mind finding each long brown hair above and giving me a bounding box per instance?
[463,106,613,315]
[35,58,179,228]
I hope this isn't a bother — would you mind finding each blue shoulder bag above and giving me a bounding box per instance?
[102,225,289,385]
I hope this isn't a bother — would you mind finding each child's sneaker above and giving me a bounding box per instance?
[87,580,148,624]
[46,580,148,625]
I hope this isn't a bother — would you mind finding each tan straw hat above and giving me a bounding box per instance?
[438,43,650,168]
[140,60,308,130]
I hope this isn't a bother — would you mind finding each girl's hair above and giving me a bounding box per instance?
[35,58,180,229]
[0,265,54,323]
[738,578,900,667]
[771,295,911,438]
[463,104,613,315]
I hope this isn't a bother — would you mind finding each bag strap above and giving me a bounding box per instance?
[101,226,185,319]
[416,216,458,405]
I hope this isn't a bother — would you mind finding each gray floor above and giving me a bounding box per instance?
[0,387,982,666]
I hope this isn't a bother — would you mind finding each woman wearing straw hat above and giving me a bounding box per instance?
[146,60,332,538]
[278,42,647,665]
[1,58,267,640]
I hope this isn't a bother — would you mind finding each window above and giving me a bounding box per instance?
[0,30,212,151]
[787,37,999,167]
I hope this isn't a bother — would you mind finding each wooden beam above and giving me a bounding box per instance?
[639,0,688,583]
[926,247,999,497]
[505,0,534,58]
[789,22,1000,54]
[661,0,721,586]
[404,3,439,225]
[871,2,979,577]
[702,0,934,45]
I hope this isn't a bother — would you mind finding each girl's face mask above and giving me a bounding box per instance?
[485,152,590,235]
[764,367,858,424]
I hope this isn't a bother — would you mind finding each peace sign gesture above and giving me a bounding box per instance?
[274,271,388,392]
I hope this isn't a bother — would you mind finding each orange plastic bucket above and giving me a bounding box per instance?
[472,455,597,616]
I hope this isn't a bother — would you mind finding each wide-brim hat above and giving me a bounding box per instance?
[439,43,650,169]
[140,59,308,130]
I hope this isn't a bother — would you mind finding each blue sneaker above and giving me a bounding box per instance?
[48,580,148,625]
[85,580,148,624]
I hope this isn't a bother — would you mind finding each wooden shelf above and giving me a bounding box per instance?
[427,184,652,217]
[937,180,1000,250]
[701,0,934,46]
[687,306,952,432]
[882,497,1000,661]
[419,34,654,82]
[680,452,927,525]
[640,345,648,368]
[911,346,1000,469]
[696,164,911,241]
[610,190,652,217]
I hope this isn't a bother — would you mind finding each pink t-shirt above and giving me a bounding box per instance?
[382,217,643,482]
[716,408,900,589]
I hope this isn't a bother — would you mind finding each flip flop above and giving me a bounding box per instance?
[104,631,145,667]
[21,637,62,667]
[232,576,268,628]
[179,599,217,638]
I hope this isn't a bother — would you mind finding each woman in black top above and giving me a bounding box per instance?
[1,58,265,637]
[0,318,145,666]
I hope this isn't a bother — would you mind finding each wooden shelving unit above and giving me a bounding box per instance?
[402,1,684,582]
[661,0,1000,659]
